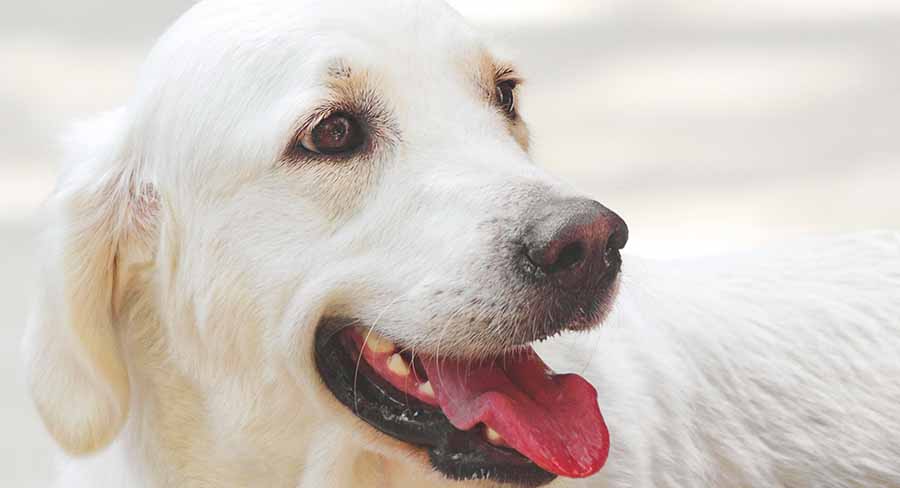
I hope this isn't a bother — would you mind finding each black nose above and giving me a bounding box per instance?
[522,199,629,288]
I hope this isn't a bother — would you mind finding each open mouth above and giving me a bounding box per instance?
[314,320,610,487]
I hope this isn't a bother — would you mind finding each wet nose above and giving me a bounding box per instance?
[522,199,629,288]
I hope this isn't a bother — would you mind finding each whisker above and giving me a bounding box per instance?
[353,292,405,413]
[434,302,468,393]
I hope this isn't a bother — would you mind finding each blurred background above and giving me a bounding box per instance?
[2,1,899,485]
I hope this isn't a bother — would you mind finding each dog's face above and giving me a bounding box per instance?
[25,1,627,486]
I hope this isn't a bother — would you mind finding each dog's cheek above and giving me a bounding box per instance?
[156,241,271,382]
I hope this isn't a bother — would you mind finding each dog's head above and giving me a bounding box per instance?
[24,0,627,486]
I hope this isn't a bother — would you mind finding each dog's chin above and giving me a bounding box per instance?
[312,281,619,487]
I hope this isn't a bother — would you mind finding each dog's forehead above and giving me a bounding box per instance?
[159,0,482,67]
[138,0,492,119]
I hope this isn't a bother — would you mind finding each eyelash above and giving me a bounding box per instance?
[496,80,518,117]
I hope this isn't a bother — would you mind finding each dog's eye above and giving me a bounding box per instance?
[299,112,365,156]
[495,80,517,117]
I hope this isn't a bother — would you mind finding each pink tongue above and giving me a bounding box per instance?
[419,348,609,478]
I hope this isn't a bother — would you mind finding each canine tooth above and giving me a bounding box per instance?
[485,426,504,445]
[418,381,435,398]
[387,354,410,376]
[364,331,396,354]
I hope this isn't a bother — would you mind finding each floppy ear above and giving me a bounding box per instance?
[23,110,146,455]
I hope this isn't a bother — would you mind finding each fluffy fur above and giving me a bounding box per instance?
[23,0,900,487]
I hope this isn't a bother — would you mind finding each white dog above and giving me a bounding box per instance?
[23,0,900,487]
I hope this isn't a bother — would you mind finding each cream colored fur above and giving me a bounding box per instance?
[23,1,900,487]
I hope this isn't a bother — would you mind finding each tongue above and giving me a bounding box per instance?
[419,348,609,478]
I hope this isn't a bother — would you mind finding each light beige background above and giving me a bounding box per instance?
[2,1,899,485]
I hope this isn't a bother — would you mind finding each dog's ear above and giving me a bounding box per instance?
[23,110,152,455]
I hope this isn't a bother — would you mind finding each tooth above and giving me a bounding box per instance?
[387,354,410,376]
[418,381,435,398]
[485,426,504,446]
[364,331,396,354]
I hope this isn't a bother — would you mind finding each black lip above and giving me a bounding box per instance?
[313,320,557,487]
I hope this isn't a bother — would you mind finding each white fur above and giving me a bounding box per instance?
[23,1,900,487]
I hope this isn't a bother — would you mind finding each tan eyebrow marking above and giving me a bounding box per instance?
[476,52,523,100]
[325,60,373,101]
[476,52,530,152]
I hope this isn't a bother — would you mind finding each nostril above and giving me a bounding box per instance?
[551,241,585,273]
[525,239,586,275]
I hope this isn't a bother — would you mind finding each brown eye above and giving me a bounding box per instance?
[300,112,365,155]
[495,80,517,117]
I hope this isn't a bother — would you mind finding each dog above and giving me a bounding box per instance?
[23,0,900,486]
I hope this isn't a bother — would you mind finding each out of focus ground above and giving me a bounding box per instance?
[2,1,899,485]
